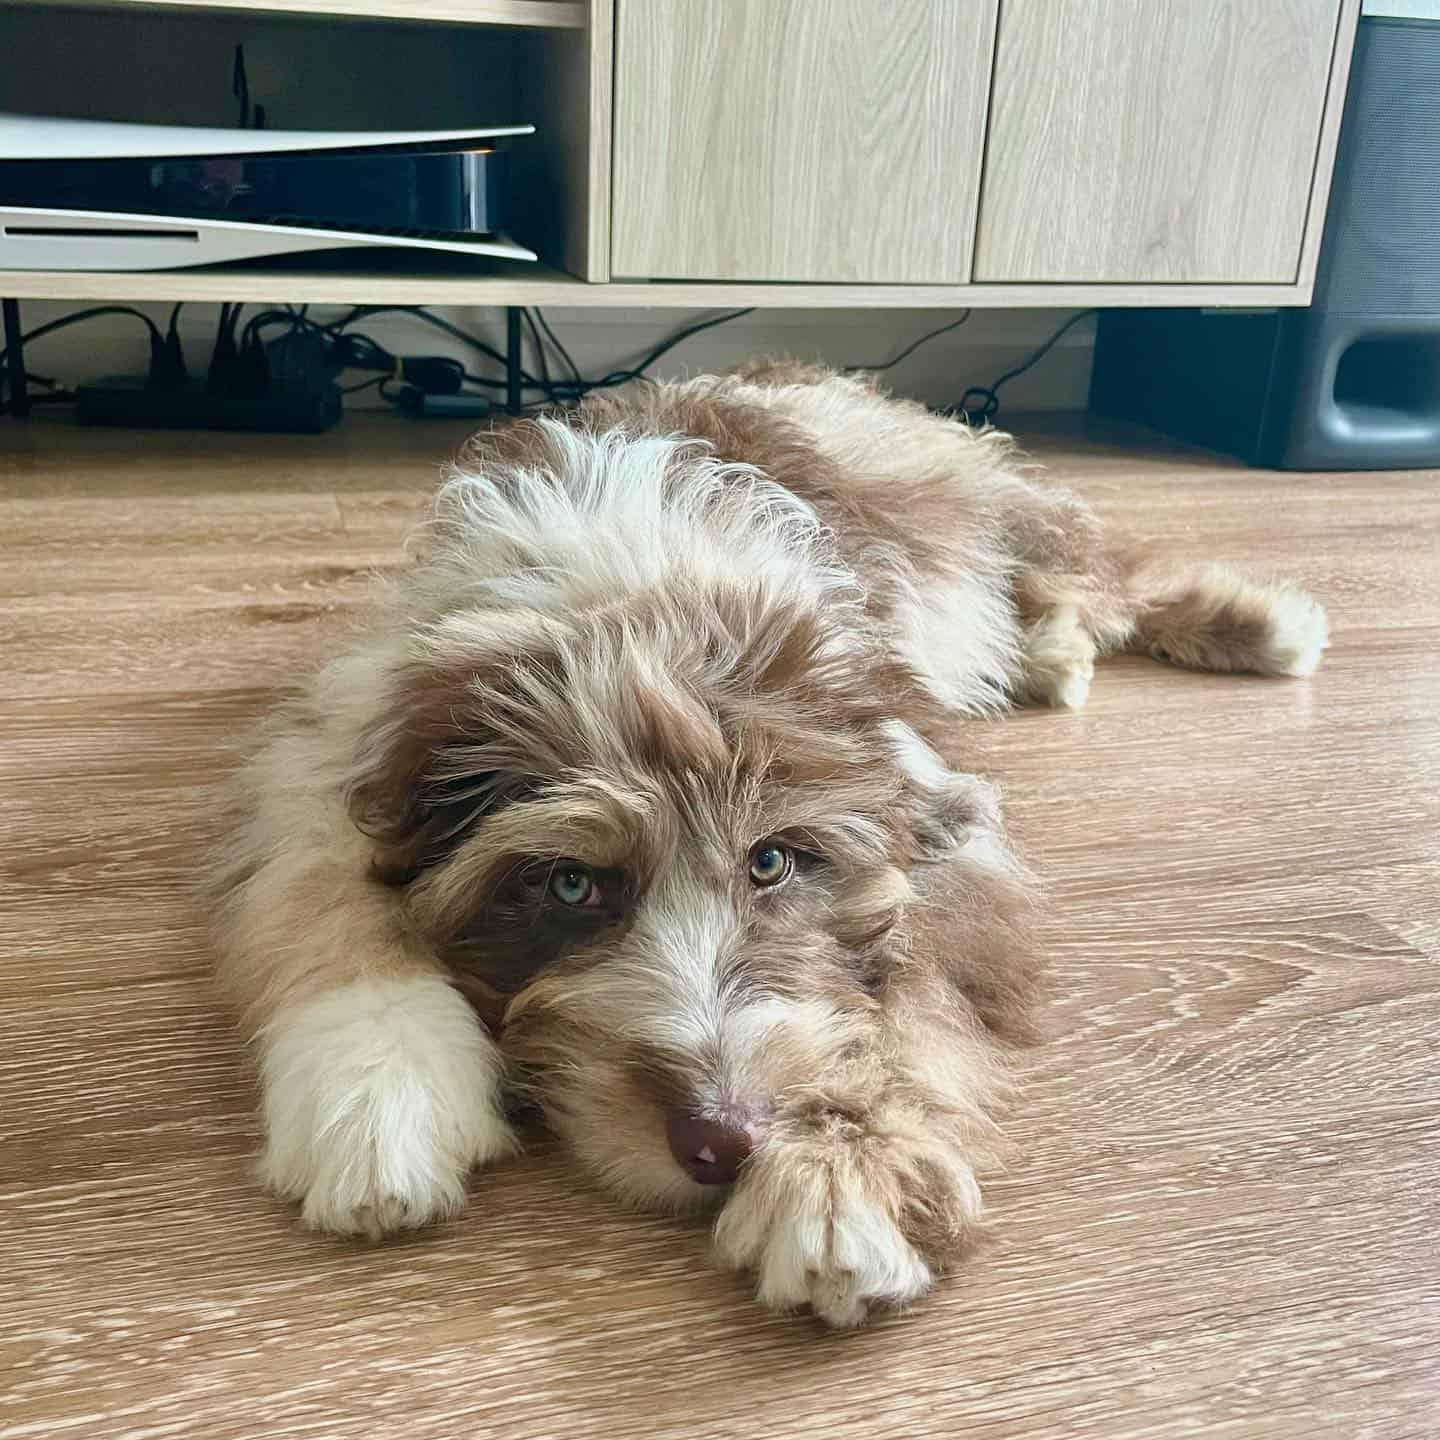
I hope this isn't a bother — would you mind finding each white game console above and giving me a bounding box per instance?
[0,113,539,271]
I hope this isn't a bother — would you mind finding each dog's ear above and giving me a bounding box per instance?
[345,679,493,884]
[345,627,554,883]
[882,720,1001,863]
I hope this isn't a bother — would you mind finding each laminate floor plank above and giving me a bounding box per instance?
[1,414,1435,1439]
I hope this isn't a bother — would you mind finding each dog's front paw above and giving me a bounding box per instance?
[714,1138,959,1327]
[258,975,516,1239]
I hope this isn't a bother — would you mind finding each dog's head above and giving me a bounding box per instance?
[345,421,1016,1209]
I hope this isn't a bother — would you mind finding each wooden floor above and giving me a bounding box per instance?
[2,413,1437,1440]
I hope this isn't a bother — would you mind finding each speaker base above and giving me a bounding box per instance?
[1090,308,1440,471]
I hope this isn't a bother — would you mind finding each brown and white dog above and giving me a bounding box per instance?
[212,362,1326,1327]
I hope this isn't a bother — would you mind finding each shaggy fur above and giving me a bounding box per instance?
[212,364,1326,1326]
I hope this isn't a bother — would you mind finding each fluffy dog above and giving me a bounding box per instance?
[213,363,1326,1326]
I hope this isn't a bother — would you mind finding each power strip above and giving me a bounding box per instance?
[75,375,342,433]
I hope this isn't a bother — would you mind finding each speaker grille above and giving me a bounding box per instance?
[1317,17,1440,315]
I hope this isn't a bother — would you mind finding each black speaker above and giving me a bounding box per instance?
[1091,6,1440,470]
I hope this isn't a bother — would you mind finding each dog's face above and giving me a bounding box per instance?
[348,576,996,1213]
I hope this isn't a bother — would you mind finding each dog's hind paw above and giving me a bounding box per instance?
[1021,605,1096,709]
[713,1147,943,1327]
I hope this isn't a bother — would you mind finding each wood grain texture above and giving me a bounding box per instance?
[517,0,614,280]
[612,0,997,282]
[4,0,586,28]
[1295,1,1363,291]
[0,266,1322,308]
[975,0,1344,283]
[2,412,1437,1439]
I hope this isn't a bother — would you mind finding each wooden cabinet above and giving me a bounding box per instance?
[3,0,1363,308]
[611,0,997,283]
[974,0,1345,284]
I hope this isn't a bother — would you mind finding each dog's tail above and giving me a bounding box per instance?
[1124,561,1328,678]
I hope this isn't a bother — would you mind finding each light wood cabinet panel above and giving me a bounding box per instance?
[6,0,587,26]
[974,0,1344,284]
[517,1,615,280]
[612,0,997,283]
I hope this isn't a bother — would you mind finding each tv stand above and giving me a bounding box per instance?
[2,0,1361,359]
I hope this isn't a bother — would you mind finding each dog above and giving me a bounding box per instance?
[212,362,1327,1327]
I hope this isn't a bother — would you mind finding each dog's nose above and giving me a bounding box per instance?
[665,1109,757,1185]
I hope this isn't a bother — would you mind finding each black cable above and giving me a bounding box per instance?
[955,309,1098,423]
[232,45,251,129]
[523,308,553,393]
[309,312,506,395]
[503,307,757,411]
[340,374,388,395]
[0,304,162,367]
[531,307,583,387]
[334,304,755,412]
[213,301,262,390]
[323,306,531,382]
[593,307,756,387]
[329,329,507,394]
[239,304,314,354]
[207,303,236,391]
[239,307,293,350]
[1,375,74,407]
[1,299,759,416]
[325,306,561,401]
[845,310,973,374]
[329,329,392,373]
[0,305,166,407]
[159,301,187,385]
[431,304,753,405]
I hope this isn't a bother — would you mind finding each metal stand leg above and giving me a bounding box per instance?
[3,298,28,419]
[505,306,523,416]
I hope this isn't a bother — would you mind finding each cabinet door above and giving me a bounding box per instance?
[974,0,1344,283]
[612,0,997,283]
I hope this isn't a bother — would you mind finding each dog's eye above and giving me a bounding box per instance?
[549,863,596,907]
[748,842,793,889]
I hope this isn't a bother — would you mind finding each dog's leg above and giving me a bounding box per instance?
[1018,597,1100,709]
[213,781,516,1239]
[1013,547,1327,706]
[714,725,1032,1327]
[712,976,1003,1327]
[1128,561,1329,677]
[1013,566,1140,710]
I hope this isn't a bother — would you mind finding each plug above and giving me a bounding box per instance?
[145,327,183,390]
[267,329,339,386]
[400,356,465,395]
[147,325,188,390]
[206,325,238,393]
